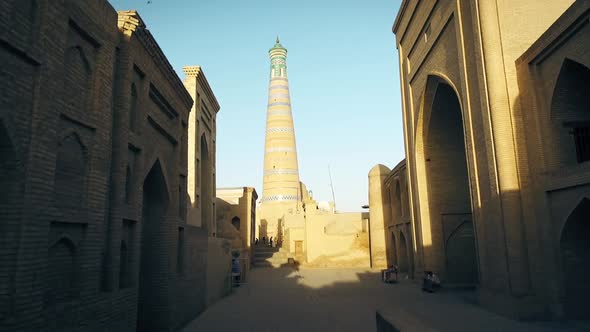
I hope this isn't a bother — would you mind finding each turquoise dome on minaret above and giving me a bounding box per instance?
[269,36,287,52]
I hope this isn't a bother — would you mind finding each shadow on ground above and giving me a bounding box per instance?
[181,264,586,332]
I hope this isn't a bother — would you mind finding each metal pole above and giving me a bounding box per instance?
[328,164,336,213]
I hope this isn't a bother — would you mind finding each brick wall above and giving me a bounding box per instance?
[0,1,216,331]
[393,0,588,320]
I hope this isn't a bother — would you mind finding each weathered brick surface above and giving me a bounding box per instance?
[379,160,415,277]
[368,165,391,269]
[393,0,589,320]
[0,2,213,331]
[183,66,220,237]
[515,1,590,321]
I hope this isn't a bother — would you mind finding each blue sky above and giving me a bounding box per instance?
[108,0,404,212]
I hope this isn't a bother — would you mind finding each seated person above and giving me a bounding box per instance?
[381,265,399,283]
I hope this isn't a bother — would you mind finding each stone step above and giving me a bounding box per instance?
[252,257,288,267]
[254,256,287,262]
[253,253,289,265]
[253,256,286,261]
[253,257,288,263]
[254,250,281,256]
[254,255,281,260]
[254,247,280,252]
[257,253,288,259]
[252,261,282,268]
[253,261,288,267]
[252,246,290,267]
[255,253,280,257]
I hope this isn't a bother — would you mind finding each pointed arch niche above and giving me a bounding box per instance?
[54,133,87,209]
[550,59,590,165]
[137,160,170,332]
[560,198,590,319]
[414,75,478,284]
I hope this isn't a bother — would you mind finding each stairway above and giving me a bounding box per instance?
[253,245,289,268]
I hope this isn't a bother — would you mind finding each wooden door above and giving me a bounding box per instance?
[295,241,303,256]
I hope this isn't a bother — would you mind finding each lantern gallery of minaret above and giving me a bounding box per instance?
[257,37,303,240]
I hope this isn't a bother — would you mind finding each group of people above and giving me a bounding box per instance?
[254,236,280,248]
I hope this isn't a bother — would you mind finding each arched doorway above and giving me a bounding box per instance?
[390,232,398,267]
[137,161,170,332]
[54,133,86,209]
[200,134,212,234]
[421,79,478,284]
[399,231,409,274]
[560,198,590,319]
[445,221,478,284]
[46,238,76,305]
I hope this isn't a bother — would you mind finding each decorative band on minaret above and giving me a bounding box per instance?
[261,37,301,205]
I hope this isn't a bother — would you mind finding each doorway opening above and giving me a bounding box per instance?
[422,79,478,284]
[137,161,169,331]
[560,198,590,319]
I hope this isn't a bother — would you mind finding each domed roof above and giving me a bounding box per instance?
[269,36,286,51]
[369,164,391,176]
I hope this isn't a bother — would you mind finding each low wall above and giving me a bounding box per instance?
[305,213,370,267]
[173,226,208,329]
[206,237,232,305]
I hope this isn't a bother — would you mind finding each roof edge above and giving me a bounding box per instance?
[183,66,220,112]
[117,10,193,109]
[392,0,410,34]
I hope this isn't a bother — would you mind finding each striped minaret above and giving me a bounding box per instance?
[259,37,301,238]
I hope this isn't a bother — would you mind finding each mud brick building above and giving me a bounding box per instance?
[391,0,590,321]
[368,161,414,277]
[0,1,217,330]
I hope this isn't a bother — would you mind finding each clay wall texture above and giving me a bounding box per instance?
[216,187,258,280]
[368,165,391,268]
[183,65,219,236]
[383,160,414,276]
[304,213,370,268]
[0,1,218,330]
[393,0,588,320]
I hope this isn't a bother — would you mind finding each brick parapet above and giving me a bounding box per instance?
[0,1,204,331]
[118,10,193,110]
[183,66,221,112]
